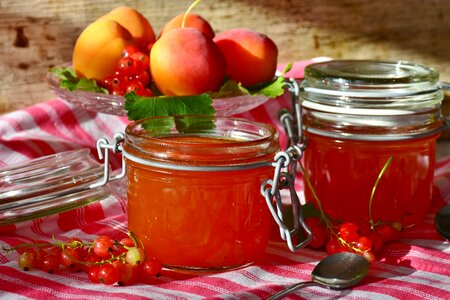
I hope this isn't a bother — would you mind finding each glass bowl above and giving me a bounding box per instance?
[46,67,270,116]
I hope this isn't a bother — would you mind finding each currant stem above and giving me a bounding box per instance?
[299,162,332,229]
[368,156,393,230]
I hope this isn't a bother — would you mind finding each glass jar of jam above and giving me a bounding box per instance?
[122,115,280,271]
[300,60,445,229]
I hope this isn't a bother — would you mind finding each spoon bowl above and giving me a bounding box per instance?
[268,252,370,300]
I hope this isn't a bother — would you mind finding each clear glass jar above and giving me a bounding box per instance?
[300,60,445,229]
[123,115,280,271]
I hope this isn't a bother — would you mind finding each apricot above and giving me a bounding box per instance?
[98,6,155,50]
[213,28,278,87]
[72,19,134,81]
[150,28,226,96]
[159,13,215,39]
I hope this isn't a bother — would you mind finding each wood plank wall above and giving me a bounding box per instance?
[1,0,449,114]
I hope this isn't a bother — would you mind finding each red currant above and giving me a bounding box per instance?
[119,237,135,248]
[121,45,140,58]
[113,261,138,286]
[305,217,327,249]
[40,254,60,273]
[60,247,82,271]
[130,52,150,71]
[93,236,115,259]
[140,258,163,277]
[98,263,119,285]
[339,222,360,243]
[101,74,129,95]
[368,231,384,253]
[126,80,146,94]
[326,237,344,255]
[374,223,401,243]
[355,236,373,252]
[117,57,139,76]
[132,70,150,86]
[86,265,101,284]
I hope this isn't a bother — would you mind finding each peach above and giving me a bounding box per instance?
[159,13,215,39]
[72,19,134,81]
[213,28,278,87]
[98,6,155,50]
[150,28,226,96]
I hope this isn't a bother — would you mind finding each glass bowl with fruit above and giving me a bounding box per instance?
[47,6,284,118]
[46,66,275,117]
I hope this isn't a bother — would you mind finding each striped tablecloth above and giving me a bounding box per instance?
[1,60,450,299]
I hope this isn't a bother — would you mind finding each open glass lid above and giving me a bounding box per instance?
[0,149,110,226]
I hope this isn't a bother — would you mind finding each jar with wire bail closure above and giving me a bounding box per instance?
[300,60,445,229]
[122,115,281,271]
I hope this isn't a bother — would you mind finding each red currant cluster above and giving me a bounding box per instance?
[100,45,153,97]
[305,217,402,264]
[5,233,162,286]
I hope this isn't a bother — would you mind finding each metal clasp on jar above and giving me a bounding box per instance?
[260,78,312,252]
[89,132,127,189]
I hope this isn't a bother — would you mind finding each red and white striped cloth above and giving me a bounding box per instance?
[1,60,450,299]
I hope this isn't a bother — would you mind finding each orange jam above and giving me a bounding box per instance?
[303,132,439,228]
[300,60,445,229]
[123,116,279,270]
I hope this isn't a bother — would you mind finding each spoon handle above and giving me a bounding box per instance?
[267,281,317,300]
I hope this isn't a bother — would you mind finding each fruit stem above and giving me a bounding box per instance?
[299,162,333,230]
[369,156,393,229]
[182,0,203,28]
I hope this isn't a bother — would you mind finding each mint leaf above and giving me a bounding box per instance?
[50,67,108,93]
[124,93,215,132]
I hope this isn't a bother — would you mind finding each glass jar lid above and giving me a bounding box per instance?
[300,60,445,140]
[303,59,440,97]
[0,149,109,225]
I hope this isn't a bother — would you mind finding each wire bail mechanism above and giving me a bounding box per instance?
[90,132,126,189]
[260,78,312,252]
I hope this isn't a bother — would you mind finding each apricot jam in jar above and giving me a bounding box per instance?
[300,60,445,229]
[123,115,280,271]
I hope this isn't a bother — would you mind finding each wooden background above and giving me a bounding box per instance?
[0,0,449,114]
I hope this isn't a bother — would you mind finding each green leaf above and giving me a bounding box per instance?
[249,75,287,98]
[50,67,108,93]
[247,64,292,98]
[124,92,215,132]
[209,79,250,98]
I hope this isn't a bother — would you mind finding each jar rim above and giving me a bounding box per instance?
[304,59,439,85]
[123,115,280,168]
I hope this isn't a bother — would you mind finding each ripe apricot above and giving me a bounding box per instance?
[98,6,155,50]
[159,13,215,39]
[72,19,134,81]
[150,28,226,96]
[213,28,278,87]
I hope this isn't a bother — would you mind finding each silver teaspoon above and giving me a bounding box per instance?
[267,252,370,300]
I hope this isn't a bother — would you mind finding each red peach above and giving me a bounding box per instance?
[150,28,226,96]
[159,13,215,39]
[213,28,278,87]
